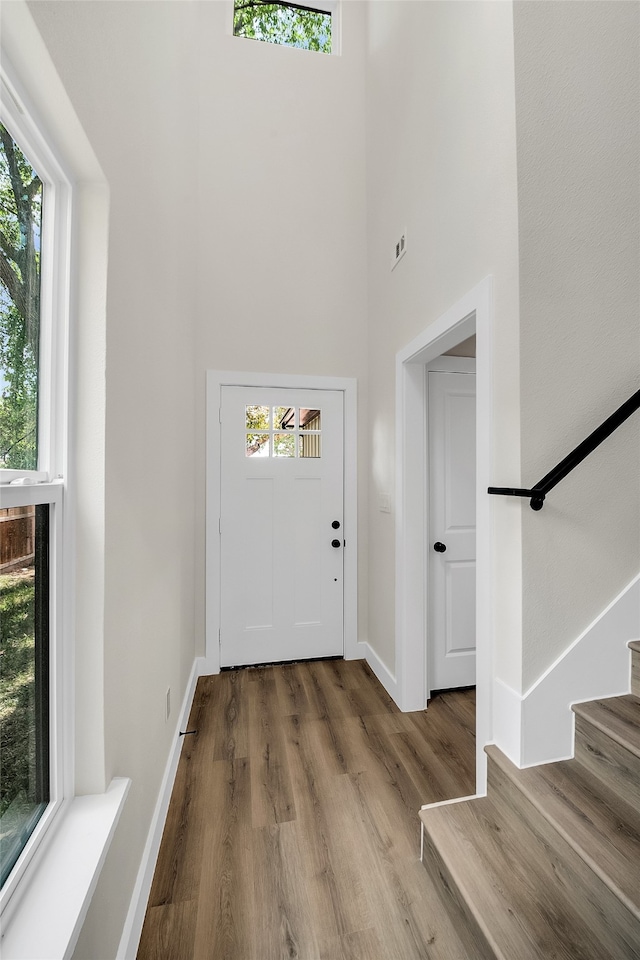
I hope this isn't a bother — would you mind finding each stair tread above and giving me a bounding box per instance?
[485,744,640,917]
[629,640,640,654]
[572,695,640,757]
[420,796,631,959]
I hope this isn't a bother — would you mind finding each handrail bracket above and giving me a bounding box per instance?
[487,387,640,512]
[487,486,545,511]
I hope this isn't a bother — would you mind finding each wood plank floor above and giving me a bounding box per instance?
[137,659,476,960]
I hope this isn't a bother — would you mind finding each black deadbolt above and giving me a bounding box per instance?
[332,520,341,529]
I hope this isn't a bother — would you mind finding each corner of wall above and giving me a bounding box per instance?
[492,676,523,766]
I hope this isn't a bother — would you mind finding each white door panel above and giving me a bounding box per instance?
[445,561,476,655]
[220,386,344,667]
[429,370,476,691]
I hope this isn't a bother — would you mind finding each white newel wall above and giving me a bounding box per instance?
[494,576,640,768]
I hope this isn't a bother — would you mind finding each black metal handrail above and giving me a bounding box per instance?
[488,387,640,511]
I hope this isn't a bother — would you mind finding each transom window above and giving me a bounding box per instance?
[233,1,333,54]
[245,404,322,458]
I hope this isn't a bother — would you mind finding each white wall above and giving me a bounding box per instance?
[365,0,640,704]
[18,0,639,954]
[514,1,640,689]
[27,2,368,955]
[27,3,200,956]
[365,1,522,686]
[192,0,369,652]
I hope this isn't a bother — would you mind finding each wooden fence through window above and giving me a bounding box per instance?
[0,506,36,572]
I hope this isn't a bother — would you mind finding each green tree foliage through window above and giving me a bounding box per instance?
[233,0,332,53]
[0,124,42,471]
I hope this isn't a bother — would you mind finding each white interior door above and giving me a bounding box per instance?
[219,386,344,667]
[428,369,476,691]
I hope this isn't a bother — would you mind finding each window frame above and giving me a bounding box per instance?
[230,0,341,55]
[0,58,72,918]
[0,70,71,485]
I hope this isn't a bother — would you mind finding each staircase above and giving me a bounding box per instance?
[419,641,640,959]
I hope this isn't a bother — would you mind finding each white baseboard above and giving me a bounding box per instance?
[359,641,400,706]
[116,657,203,959]
[420,793,479,812]
[520,575,640,767]
[197,655,220,677]
[492,575,640,769]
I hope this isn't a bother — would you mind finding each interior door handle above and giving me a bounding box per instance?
[433,542,447,553]
[331,539,342,548]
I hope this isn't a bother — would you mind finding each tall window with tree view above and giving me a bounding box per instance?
[0,124,49,890]
[233,1,332,53]
[0,124,42,471]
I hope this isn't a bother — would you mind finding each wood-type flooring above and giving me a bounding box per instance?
[137,658,476,960]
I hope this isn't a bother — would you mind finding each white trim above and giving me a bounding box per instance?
[206,371,358,673]
[0,10,81,918]
[0,484,65,915]
[1,778,131,960]
[0,70,73,879]
[1,470,49,484]
[359,641,398,701]
[492,677,522,767]
[426,356,476,375]
[117,657,204,960]
[523,572,640,700]
[395,277,494,792]
[0,46,74,908]
[521,574,640,767]
[491,575,640,768]
[420,793,479,813]
[0,54,72,484]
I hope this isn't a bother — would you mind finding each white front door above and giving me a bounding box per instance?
[428,369,476,691]
[219,386,344,667]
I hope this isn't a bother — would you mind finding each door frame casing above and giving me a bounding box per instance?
[205,370,358,675]
[395,277,493,792]
[426,357,477,696]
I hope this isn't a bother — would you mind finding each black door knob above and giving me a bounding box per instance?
[332,520,341,529]
[331,539,341,548]
[433,542,447,553]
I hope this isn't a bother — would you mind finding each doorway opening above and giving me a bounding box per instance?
[395,277,493,793]
[426,355,476,697]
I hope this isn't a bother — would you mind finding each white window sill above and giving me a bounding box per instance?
[1,778,131,960]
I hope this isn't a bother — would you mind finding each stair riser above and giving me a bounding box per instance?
[422,798,627,960]
[421,829,498,960]
[575,715,640,810]
[488,757,640,957]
